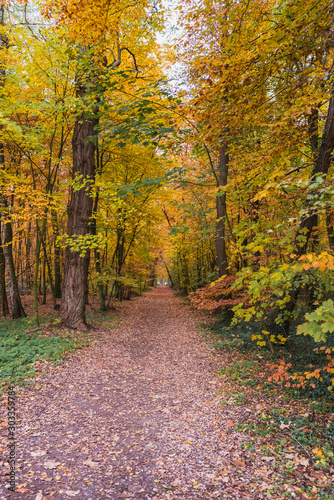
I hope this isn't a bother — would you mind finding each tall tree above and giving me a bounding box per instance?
[60,56,100,328]
[0,3,26,319]
[43,0,164,327]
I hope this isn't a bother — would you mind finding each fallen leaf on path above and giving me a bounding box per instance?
[32,450,47,457]
[232,459,246,467]
[44,460,61,469]
[83,458,100,467]
[225,421,235,427]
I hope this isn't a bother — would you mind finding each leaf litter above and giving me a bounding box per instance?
[0,287,332,499]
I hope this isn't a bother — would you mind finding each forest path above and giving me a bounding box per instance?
[1,287,260,500]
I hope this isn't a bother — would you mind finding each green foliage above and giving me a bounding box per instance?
[236,411,334,469]
[0,317,91,388]
[209,311,334,401]
[218,359,256,384]
[297,300,334,343]
[59,234,107,257]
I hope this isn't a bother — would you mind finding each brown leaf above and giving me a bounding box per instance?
[83,458,100,468]
[232,459,246,467]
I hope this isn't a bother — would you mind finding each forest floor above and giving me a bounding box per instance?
[0,286,333,500]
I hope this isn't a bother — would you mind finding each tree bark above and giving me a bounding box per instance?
[42,235,57,308]
[3,211,26,318]
[91,191,106,311]
[60,83,99,328]
[163,260,174,288]
[52,211,62,299]
[25,221,32,292]
[215,142,229,276]
[0,5,25,319]
[0,219,9,317]
[295,97,334,255]
[327,212,334,248]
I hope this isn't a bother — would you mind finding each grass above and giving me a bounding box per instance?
[0,309,116,390]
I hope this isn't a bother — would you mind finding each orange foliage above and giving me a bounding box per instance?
[189,275,249,313]
[268,348,334,390]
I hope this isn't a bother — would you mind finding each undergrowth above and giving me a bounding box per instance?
[209,312,334,402]
[0,310,115,390]
[202,312,334,488]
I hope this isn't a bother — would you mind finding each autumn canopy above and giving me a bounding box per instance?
[0,0,334,388]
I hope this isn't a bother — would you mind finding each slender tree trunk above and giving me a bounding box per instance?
[42,250,46,305]
[295,97,334,255]
[148,257,158,287]
[42,236,57,308]
[51,211,62,299]
[163,259,174,288]
[283,100,333,334]
[3,209,26,318]
[91,191,106,311]
[0,220,9,317]
[0,8,8,317]
[327,212,334,248]
[25,221,32,292]
[60,78,99,328]
[0,5,25,319]
[33,218,47,326]
[216,142,229,276]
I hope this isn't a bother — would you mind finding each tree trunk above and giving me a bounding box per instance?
[60,83,99,328]
[163,259,174,288]
[0,219,9,317]
[295,97,334,255]
[215,142,229,276]
[42,235,57,308]
[148,257,158,287]
[33,218,47,326]
[327,212,334,248]
[25,221,32,292]
[0,11,8,317]
[52,211,62,299]
[91,191,106,310]
[283,100,333,334]
[3,211,26,319]
[0,5,25,319]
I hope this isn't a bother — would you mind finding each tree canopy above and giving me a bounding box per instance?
[1,0,334,392]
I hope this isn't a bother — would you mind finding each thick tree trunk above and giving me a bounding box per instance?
[215,142,229,276]
[60,96,99,328]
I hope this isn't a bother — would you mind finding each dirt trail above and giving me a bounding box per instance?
[0,287,258,499]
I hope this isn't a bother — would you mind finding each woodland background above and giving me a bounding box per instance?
[0,0,334,416]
